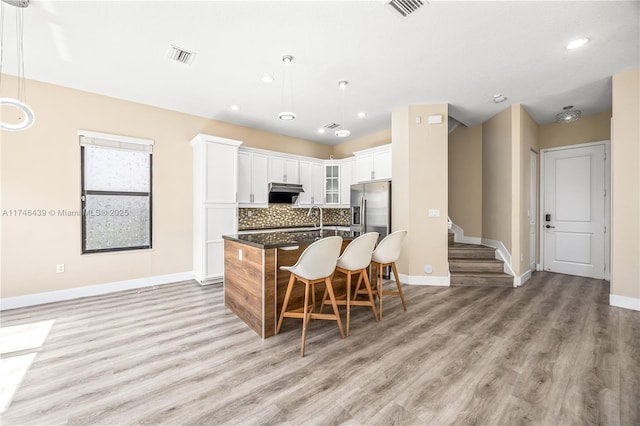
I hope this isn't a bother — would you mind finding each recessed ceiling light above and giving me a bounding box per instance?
[230,105,240,111]
[357,112,367,118]
[317,128,326,134]
[261,75,274,83]
[566,38,589,50]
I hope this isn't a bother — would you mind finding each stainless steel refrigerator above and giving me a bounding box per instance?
[350,181,391,241]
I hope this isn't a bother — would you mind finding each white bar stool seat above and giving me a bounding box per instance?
[356,230,408,319]
[321,232,379,336]
[276,236,344,357]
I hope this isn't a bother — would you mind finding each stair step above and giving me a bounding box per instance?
[450,272,514,287]
[449,259,505,273]
[448,243,497,260]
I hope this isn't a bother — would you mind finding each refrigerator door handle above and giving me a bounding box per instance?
[362,197,366,231]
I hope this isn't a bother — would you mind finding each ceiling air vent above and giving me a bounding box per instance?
[167,44,196,65]
[324,123,340,129]
[386,0,426,19]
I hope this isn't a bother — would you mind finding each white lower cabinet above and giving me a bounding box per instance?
[191,134,242,284]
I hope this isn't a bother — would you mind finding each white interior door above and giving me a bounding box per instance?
[543,144,605,279]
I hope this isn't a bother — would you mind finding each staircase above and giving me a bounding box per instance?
[448,233,513,287]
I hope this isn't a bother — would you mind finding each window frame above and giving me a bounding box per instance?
[79,131,153,254]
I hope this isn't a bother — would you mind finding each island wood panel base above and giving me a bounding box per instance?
[224,240,264,337]
[263,248,277,337]
[224,240,349,339]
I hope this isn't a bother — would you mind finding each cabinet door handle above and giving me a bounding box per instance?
[283,174,287,182]
[371,171,374,180]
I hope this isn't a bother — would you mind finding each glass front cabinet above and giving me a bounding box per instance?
[324,164,340,205]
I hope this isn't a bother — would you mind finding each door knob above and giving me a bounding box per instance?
[545,225,555,229]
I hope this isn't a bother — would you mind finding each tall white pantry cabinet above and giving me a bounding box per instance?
[191,134,242,284]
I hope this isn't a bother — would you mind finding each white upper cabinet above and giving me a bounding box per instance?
[324,163,341,206]
[339,158,355,207]
[354,144,392,182]
[270,155,299,184]
[299,160,324,205]
[238,151,268,207]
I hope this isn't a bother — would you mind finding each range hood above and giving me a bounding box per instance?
[268,182,304,204]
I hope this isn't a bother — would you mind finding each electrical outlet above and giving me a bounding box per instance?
[56,264,65,273]
[428,209,440,218]
[238,249,243,261]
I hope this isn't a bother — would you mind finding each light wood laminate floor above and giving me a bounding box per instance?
[1,272,638,425]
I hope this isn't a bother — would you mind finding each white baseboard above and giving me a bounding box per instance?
[481,238,516,285]
[397,273,450,287]
[450,222,482,245]
[0,271,195,311]
[609,294,640,311]
[515,269,532,287]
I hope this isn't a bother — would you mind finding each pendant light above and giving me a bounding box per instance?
[335,80,350,137]
[278,55,296,121]
[0,0,35,131]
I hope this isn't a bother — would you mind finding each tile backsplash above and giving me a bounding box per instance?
[238,204,350,230]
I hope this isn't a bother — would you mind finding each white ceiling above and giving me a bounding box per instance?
[1,1,638,145]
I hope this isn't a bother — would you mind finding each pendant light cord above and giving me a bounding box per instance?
[280,57,294,114]
[0,0,5,88]
[16,1,26,102]
[0,0,27,102]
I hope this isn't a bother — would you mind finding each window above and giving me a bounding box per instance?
[79,131,153,253]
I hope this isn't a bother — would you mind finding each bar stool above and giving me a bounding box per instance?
[277,236,344,357]
[321,232,379,336]
[357,230,408,319]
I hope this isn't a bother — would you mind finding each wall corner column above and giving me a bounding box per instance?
[392,104,449,285]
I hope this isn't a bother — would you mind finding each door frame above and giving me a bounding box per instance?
[540,140,611,280]
[530,150,538,272]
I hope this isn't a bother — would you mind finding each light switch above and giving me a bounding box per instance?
[428,115,443,124]
[428,209,440,217]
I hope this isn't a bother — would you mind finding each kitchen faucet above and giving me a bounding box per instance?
[307,205,323,231]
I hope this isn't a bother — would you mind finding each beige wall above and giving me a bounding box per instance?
[0,75,331,298]
[539,111,611,149]
[332,128,391,159]
[611,69,640,302]
[392,105,449,279]
[482,107,513,251]
[448,124,482,238]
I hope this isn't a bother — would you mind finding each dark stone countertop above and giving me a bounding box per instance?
[223,229,357,249]
[238,224,350,232]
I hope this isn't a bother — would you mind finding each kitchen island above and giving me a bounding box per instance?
[222,229,355,338]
